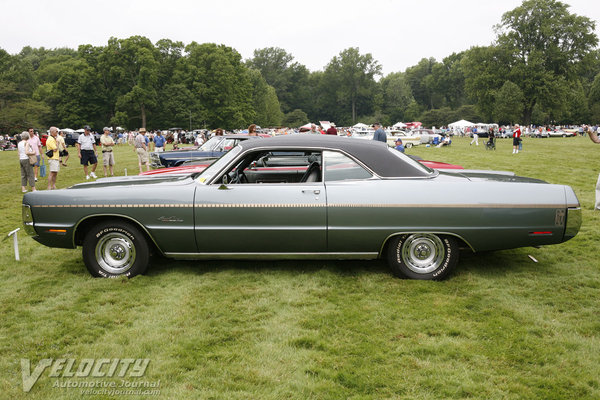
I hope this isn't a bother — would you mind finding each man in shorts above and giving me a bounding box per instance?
[77,125,98,179]
[100,127,116,176]
[46,127,60,189]
[135,128,150,173]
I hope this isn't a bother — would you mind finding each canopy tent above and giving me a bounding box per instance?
[448,119,474,128]
[319,121,333,130]
[74,129,85,133]
[299,123,313,132]
[392,122,407,128]
[59,128,74,133]
[405,122,422,129]
[353,122,369,129]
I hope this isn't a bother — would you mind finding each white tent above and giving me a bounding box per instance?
[448,119,474,128]
[299,122,313,132]
[59,128,74,133]
[74,129,85,133]
[353,122,369,129]
[392,122,407,128]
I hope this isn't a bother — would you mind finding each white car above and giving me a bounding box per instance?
[386,130,421,148]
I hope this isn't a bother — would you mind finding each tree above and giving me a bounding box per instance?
[282,109,309,127]
[494,81,524,124]
[177,42,255,129]
[405,58,438,109]
[323,48,381,124]
[462,46,511,121]
[494,0,598,123]
[106,36,160,129]
[247,47,311,114]
[247,69,283,127]
[589,72,600,122]
[380,72,414,123]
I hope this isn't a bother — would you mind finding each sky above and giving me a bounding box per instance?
[1,0,599,75]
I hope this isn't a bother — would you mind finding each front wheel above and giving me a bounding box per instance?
[386,233,458,280]
[82,220,150,278]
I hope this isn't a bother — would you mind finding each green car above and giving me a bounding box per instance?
[22,135,581,280]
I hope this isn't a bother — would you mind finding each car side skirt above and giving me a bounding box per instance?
[164,252,379,260]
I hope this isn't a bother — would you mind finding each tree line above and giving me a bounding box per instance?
[1,0,599,134]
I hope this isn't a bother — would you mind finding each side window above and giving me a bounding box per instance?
[218,150,323,184]
[323,151,372,182]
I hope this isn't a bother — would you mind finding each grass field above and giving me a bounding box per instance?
[0,136,599,399]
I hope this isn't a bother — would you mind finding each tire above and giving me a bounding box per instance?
[82,220,150,278]
[406,143,413,149]
[386,233,458,280]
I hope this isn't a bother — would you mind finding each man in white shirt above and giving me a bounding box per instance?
[134,128,150,173]
[76,125,98,180]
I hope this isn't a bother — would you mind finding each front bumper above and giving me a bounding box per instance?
[22,204,35,235]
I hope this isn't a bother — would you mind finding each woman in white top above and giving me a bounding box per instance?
[18,132,36,192]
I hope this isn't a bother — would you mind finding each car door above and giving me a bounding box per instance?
[193,150,327,254]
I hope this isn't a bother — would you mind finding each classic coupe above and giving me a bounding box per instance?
[22,135,581,280]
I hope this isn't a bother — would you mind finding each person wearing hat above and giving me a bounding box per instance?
[100,127,116,176]
[76,125,98,180]
[394,138,405,153]
[326,123,337,136]
[134,128,150,173]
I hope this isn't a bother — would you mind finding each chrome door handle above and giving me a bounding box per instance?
[302,189,320,195]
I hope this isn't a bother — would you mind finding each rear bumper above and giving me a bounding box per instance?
[564,207,581,240]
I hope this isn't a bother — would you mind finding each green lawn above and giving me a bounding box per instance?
[0,136,599,399]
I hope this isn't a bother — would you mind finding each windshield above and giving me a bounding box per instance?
[196,146,242,184]
[387,147,433,174]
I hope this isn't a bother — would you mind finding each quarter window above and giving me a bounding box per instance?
[323,151,372,182]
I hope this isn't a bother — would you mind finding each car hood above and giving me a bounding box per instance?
[68,174,195,189]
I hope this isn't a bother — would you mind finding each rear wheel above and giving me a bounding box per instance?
[405,143,413,149]
[387,233,458,280]
[82,220,150,278]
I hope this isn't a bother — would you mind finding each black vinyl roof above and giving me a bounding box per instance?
[237,135,431,178]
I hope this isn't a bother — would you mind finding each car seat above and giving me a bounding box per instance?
[300,161,321,182]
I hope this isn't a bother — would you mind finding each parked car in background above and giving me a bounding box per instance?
[149,134,268,168]
[548,129,577,137]
[23,135,581,280]
[386,130,421,148]
[65,132,80,146]
[411,129,442,144]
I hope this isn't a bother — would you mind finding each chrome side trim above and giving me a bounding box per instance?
[379,231,476,255]
[164,252,379,260]
[73,214,165,255]
[564,207,581,239]
[32,203,567,209]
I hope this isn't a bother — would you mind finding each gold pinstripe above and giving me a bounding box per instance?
[31,203,564,209]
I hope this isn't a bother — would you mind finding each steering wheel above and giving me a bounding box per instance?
[231,169,248,184]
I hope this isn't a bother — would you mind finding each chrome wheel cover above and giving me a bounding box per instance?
[401,234,445,274]
[95,232,136,274]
